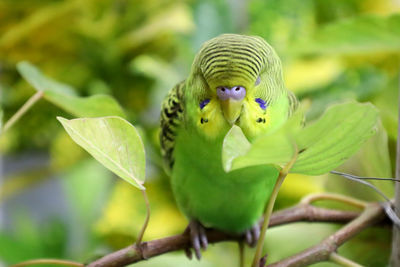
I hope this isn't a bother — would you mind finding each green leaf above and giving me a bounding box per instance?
[291,102,379,175]
[17,61,126,118]
[329,121,394,201]
[222,102,378,176]
[222,110,303,172]
[222,125,251,172]
[223,128,295,172]
[57,116,145,189]
[293,14,400,55]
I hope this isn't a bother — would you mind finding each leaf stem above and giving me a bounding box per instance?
[251,151,298,267]
[11,259,83,267]
[136,189,150,247]
[2,91,43,134]
[329,252,365,267]
[300,193,367,209]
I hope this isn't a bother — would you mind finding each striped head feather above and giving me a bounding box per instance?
[185,34,294,140]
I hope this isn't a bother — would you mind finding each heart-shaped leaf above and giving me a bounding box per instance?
[291,102,379,175]
[222,102,379,176]
[17,61,126,118]
[58,116,145,189]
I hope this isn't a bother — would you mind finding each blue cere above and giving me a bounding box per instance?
[200,99,210,109]
[255,98,267,110]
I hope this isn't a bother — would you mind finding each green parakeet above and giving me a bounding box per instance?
[160,34,298,258]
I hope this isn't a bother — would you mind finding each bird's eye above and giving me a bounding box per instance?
[255,98,267,110]
[216,87,230,101]
[200,99,210,109]
[231,86,246,100]
[255,76,261,86]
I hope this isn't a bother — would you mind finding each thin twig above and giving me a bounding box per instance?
[329,252,365,267]
[382,201,400,227]
[136,189,151,247]
[252,150,298,267]
[331,170,400,226]
[2,91,44,134]
[300,193,367,209]
[251,173,286,267]
[330,171,400,182]
[330,171,391,202]
[86,204,361,267]
[11,259,83,267]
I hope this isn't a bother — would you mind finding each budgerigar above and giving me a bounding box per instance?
[160,34,298,259]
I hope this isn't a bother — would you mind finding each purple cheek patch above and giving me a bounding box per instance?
[200,99,210,109]
[255,98,267,110]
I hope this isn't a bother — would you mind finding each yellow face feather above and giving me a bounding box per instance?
[193,89,290,140]
[195,91,272,140]
[238,96,270,140]
[196,98,230,139]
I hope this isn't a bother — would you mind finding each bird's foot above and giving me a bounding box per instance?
[184,219,208,260]
[259,253,268,267]
[244,223,260,248]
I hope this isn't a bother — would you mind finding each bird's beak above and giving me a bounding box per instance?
[220,98,243,125]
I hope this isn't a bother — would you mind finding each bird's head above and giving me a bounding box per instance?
[186,34,288,139]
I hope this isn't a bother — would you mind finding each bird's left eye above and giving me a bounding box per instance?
[255,76,261,86]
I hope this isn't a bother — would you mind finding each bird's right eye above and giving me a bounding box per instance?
[255,76,261,86]
[216,87,230,101]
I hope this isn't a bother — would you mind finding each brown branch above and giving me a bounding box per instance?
[267,202,386,267]
[87,204,360,267]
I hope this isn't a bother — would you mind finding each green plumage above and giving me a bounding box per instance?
[160,34,297,233]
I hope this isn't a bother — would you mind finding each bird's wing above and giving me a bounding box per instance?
[160,80,185,174]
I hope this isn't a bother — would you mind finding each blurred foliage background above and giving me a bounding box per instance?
[0,0,400,266]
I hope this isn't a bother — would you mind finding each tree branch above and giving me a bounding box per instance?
[87,204,360,267]
[266,202,386,267]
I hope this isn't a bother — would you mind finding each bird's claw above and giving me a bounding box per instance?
[244,223,260,248]
[259,253,268,267]
[185,220,208,260]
